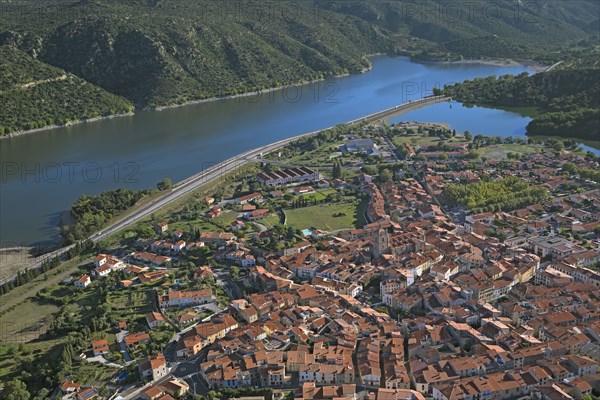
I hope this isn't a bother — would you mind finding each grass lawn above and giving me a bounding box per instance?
[211,211,241,227]
[291,188,338,203]
[283,142,344,166]
[391,133,467,148]
[478,143,545,160]
[261,214,283,228]
[107,288,154,325]
[0,252,92,314]
[168,210,240,234]
[284,200,363,232]
[0,300,59,343]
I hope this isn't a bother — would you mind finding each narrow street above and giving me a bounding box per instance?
[116,330,134,363]
[214,270,243,300]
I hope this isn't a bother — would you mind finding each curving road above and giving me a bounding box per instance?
[5,96,448,287]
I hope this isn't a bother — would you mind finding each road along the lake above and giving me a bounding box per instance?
[2,95,449,292]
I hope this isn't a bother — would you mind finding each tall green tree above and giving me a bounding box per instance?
[0,379,30,400]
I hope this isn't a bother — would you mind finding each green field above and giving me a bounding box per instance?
[478,143,545,160]
[284,201,364,232]
[391,133,467,148]
[169,210,240,235]
[261,214,283,229]
[293,188,338,202]
[0,300,59,343]
[282,142,344,166]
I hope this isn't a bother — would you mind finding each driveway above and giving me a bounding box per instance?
[116,330,134,363]
[86,355,123,368]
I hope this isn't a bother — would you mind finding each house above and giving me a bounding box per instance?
[93,264,112,278]
[138,353,168,381]
[195,266,215,280]
[146,312,165,329]
[104,256,125,271]
[293,186,315,195]
[172,229,184,239]
[120,279,133,288]
[125,332,151,347]
[74,274,91,288]
[94,254,110,267]
[466,212,495,225]
[173,240,186,252]
[564,250,600,268]
[240,255,256,267]
[125,265,148,275]
[156,221,169,234]
[138,271,167,284]
[231,220,245,231]
[241,205,256,213]
[206,206,222,218]
[159,289,213,308]
[235,192,263,204]
[159,379,190,397]
[231,300,259,323]
[536,383,574,400]
[199,232,235,246]
[245,209,270,221]
[418,204,442,219]
[178,311,199,325]
[60,380,81,393]
[91,339,109,356]
[132,251,172,266]
[140,386,166,400]
[529,236,575,259]
[77,387,98,400]
[151,240,174,253]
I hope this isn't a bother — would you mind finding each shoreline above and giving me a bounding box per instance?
[153,76,333,112]
[444,58,547,72]
[152,60,374,111]
[0,54,543,138]
[0,111,135,140]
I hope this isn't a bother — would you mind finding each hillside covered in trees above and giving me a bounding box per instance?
[0,0,598,135]
[0,46,133,135]
[441,68,600,140]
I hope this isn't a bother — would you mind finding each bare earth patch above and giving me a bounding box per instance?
[0,247,35,283]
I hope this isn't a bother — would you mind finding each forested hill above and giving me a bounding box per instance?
[0,0,598,135]
[0,0,390,110]
[440,68,600,140]
[0,46,133,135]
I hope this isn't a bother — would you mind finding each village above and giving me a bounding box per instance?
[19,124,600,400]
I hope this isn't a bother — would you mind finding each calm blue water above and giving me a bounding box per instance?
[0,56,547,244]
[392,101,531,136]
[394,101,600,155]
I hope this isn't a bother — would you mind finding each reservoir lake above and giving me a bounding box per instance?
[1,55,582,245]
